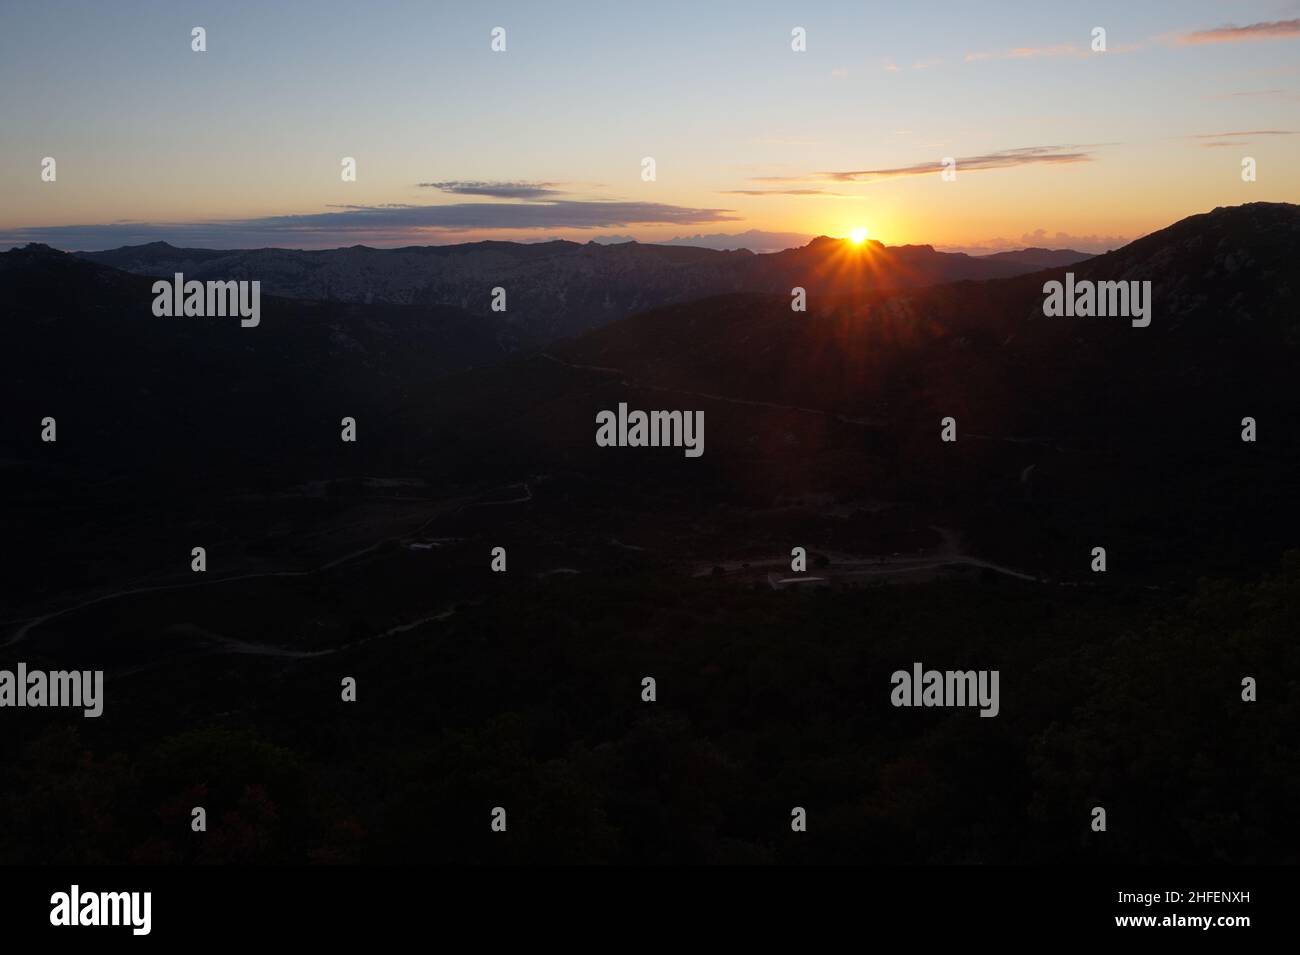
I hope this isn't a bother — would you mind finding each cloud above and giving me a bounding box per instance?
[965,37,1145,62]
[1186,129,1295,147]
[819,145,1095,183]
[943,228,1130,255]
[1,201,739,251]
[324,203,420,210]
[965,43,1088,62]
[1186,129,1296,138]
[417,180,562,199]
[720,187,854,197]
[1178,19,1300,45]
[1207,88,1300,101]
[1212,88,1291,97]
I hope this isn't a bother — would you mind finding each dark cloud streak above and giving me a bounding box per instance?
[417,180,563,199]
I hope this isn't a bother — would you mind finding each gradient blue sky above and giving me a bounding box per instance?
[2,0,1297,251]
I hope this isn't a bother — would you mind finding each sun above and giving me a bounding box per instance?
[848,226,869,245]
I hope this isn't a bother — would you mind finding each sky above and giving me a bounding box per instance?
[1,0,1298,253]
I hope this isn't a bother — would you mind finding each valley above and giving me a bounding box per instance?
[1,203,1297,865]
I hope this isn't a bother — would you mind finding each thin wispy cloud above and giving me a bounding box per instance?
[1184,129,1296,147]
[1178,19,1300,45]
[965,43,1088,63]
[968,37,1150,61]
[1207,88,1300,101]
[1187,130,1296,138]
[750,137,824,146]
[325,203,420,210]
[2,201,738,251]
[816,146,1096,183]
[417,180,562,199]
[721,188,854,197]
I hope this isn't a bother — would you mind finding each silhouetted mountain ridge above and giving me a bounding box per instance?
[74,233,1093,347]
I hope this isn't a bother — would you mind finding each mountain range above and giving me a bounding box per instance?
[4,202,1294,588]
[74,237,1093,348]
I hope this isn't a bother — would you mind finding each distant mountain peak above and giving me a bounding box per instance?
[5,242,67,259]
